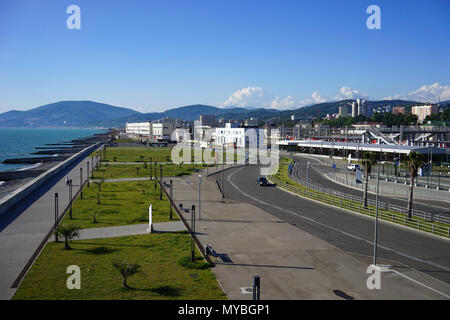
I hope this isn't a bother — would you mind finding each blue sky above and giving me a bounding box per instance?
[0,0,449,113]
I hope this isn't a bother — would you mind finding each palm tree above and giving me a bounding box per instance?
[55,223,81,250]
[112,260,141,289]
[361,152,377,208]
[405,152,426,218]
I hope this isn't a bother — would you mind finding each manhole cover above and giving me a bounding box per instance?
[241,287,253,294]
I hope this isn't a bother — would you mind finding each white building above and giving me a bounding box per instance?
[151,119,180,140]
[411,105,438,123]
[126,119,180,140]
[215,123,260,148]
[126,122,152,136]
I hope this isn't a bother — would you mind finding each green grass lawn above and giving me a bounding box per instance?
[63,180,176,229]
[91,163,210,180]
[13,233,227,300]
[92,146,242,164]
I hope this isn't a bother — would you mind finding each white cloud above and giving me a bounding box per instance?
[334,86,369,100]
[384,83,450,102]
[221,87,329,110]
[222,87,272,108]
[407,82,450,102]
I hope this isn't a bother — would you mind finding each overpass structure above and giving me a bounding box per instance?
[277,140,449,161]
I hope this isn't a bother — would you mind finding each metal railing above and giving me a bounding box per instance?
[269,163,450,238]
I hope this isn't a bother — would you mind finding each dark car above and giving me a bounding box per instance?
[256,176,269,186]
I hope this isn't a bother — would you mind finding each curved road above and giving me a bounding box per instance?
[289,154,450,217]
[211,164,450,287]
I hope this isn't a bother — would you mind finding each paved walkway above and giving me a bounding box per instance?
[168,166,449,300]
[49,221,186,241]
[0,150,100,300]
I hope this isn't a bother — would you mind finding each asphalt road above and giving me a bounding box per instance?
[289,154,450,217]
[211,165,450,286]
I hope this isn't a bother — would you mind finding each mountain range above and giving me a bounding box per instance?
[0,99,445,128]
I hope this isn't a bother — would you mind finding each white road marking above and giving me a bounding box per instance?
[226,166,450,298]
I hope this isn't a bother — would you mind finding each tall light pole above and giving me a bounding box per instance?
[179,203,196,262]
[159,165,163,200]
[169,179,173,220]
[154,161,157,189]
[373,152,381,265]
[306,161,310,184]
[87,161,90,187]
[80,167,83,199]
[149,157,153,180]
[221,143,225,203]
[198,174,202,221]
[66,178,73,219]
[54,193,59,242]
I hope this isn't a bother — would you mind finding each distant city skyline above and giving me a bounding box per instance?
[0,0,449,113]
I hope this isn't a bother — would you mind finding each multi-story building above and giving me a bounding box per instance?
[351,101,357,117]
[125,122,152,136]
[151,119,180,140]
[392,106,405,115]
[199,114,215,127]
[215,123,260,148]
[339,105,349,118]
[411,105,438,123]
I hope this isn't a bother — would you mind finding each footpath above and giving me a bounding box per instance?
[0,150,98,300]
[169,165,450,300]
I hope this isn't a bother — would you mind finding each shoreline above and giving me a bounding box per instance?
[0,131,111,200]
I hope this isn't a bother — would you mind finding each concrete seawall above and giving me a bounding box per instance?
[0,142,101,218]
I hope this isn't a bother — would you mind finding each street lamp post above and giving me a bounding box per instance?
[66,178,73,219]
[306,161,310,184]
[179,203,196,262]
[198,175,202,221]
[54,193,59,242]
[160,165,163,200]
[150,158,153,180]
[221,144,225,203]
[169,179,173,220]
[373,154,381,265]
[154,162,157,189]
[80,167,83,199]
[87,161,90,187]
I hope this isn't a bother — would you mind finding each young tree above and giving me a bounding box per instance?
[361,152,377,208]
[405,152,426,218]
[55,223,81,250]
[112,260,141,289]
[94,179,105,204]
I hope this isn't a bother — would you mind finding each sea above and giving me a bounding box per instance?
[0,128,106,172]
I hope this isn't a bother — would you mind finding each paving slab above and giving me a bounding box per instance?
[169,167,450,300]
